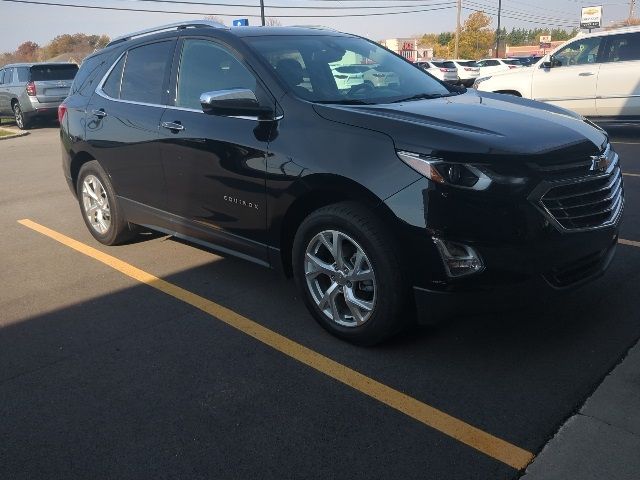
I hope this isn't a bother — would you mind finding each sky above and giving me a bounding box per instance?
[0,0,632,53]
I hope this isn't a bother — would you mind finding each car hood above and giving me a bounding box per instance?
[312,90,607,160]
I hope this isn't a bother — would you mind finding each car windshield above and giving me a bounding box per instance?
[245,35,452,104]
[30,64,78,81]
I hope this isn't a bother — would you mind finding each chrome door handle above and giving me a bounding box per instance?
[92,109,107,118]
[579,72,595,76]
[161,121,184,131]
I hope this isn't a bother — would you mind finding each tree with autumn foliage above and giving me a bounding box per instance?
[456,11,495,59]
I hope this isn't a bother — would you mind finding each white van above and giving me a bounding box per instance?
[474,26,640,123]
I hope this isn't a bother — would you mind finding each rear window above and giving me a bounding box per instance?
[502,59,522,66]
[30,64,78,81]
[458,61,478,67]
[432,61,456,68]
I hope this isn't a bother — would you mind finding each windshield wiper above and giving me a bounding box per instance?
[314,99,373,105]
[391,92,456,103]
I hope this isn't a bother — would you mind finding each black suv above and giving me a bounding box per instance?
[60,21,624,345]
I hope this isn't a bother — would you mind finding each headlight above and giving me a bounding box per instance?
[472,76,491,88]
[397,151,492,191]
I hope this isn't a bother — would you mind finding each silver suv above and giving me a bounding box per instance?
[0,62,78,129]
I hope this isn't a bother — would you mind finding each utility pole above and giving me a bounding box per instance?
[454,0,462,58]
[496,0,502,57]
[260,0,265,26]
[629,0,637,23]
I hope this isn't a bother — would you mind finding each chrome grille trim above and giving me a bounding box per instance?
[529,152,624,233]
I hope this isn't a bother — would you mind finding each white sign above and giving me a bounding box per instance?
[580,6,603,29]
[540,35,551,43]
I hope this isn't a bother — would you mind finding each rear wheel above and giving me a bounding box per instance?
[13,102,30,130]
[292,202,410,345]
[77,161,137,245]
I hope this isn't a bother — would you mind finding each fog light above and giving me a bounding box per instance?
[432,237,484,277]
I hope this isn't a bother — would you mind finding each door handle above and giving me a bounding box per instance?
[578,72,595,76]
[92,109,107,118]
[161,121,185,132]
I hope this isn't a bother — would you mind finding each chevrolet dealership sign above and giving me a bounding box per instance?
[580,6,603,29]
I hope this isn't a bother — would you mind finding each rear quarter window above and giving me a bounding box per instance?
[30,65,78,81]
[72,52,115,97]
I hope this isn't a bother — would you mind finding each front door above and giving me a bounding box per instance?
[531,36,604,116]
[158,37,273,264]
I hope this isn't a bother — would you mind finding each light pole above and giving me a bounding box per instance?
[454,0,461,58]
[496,0,502,57]
[260,0,265,26]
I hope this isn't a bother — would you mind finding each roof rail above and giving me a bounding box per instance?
[107,20,227,47]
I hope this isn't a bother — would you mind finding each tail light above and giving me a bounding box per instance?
[58,103,68,124]
[439,68,448,72]
[508,65,518,69]
[464,67,474,71]
[26,81,36,96]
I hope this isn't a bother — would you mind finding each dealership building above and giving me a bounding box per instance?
[380,38,433,62]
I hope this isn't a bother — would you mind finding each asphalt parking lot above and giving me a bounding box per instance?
[1,124,639,479]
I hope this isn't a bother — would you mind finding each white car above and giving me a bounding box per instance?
[448,59,480,86]
[362,65,399,88]
[476,58,522,76]
[416,60,459,83]
[330,64,371,90]
[475,26,640,122]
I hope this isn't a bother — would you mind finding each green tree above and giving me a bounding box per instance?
[454,12,495,59]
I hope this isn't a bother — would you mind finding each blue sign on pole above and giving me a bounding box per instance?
[233,18,249,26]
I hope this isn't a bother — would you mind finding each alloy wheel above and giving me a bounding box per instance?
[81,175,111,234]
[13,104,23,129]
[304,230,376,327]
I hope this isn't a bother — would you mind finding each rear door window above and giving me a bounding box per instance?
[102,55,125,99]
[120,41,172,105]
[30,65,78,81]
[432,61,456,69]
[16,67,29,82]
[603,32,640,62]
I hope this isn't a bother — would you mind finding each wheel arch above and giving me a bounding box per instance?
[276,174,399,277]
[69,150,98,195]
[494,90,522,97]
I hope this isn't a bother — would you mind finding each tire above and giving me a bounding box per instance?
[13,102,30,130]
[292,202,410,346]
[77,160,137,245]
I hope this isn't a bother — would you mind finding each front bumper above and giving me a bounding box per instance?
[413,236,618,325]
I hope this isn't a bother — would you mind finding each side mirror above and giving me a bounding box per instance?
[200,89,274,120]
[541,57,561,69]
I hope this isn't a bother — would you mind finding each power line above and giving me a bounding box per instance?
[466,0,577,27]
[116,0,455,10]
[0,0,458,17]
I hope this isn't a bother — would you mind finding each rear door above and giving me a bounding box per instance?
[596,32,640,118]
[29,64,78,103]
[86,39,176,211]
[531,36,603,116]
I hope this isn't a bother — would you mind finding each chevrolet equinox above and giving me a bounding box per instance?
[60,22,624,345]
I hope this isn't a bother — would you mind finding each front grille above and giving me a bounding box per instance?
[532,153,623,232]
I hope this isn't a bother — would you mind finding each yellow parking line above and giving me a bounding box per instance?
[623,172,640,177]
[18,218,534,470]
[620,238,640,248]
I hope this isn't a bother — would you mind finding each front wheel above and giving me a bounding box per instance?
[292,202,410,345]
[77,160,137,245]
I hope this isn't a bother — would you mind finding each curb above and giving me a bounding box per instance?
[0,129,29,141]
